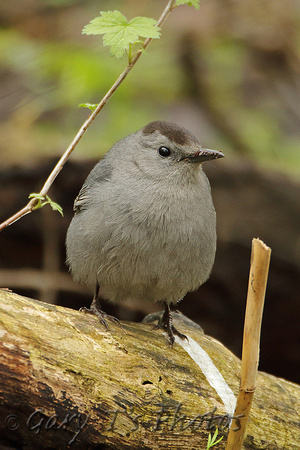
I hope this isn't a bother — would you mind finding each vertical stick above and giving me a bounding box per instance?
[226,238,271,450]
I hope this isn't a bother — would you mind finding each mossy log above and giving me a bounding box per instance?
[0,290,299,449]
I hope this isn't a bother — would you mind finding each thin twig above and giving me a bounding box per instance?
[225,238,271,450]
[0,0,177,232]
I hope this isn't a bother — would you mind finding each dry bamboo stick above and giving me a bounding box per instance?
[226,238,271,449]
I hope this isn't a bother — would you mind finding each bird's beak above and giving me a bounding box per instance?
[182,148,224,163]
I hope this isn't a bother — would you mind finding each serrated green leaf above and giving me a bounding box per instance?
[78,103,97,111]
[127,16,161,38]
[175,0,200,9]
[82,10,160,58]
[82,10,127,35]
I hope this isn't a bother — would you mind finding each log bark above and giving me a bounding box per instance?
[0,290,299,449]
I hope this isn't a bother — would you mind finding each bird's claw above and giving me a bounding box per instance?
[80,306,121,329]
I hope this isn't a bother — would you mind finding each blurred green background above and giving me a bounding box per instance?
[1,0,300,177]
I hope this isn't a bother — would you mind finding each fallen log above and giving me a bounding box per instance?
[0,290,299,449]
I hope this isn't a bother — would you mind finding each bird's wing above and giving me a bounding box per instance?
[73,158,113,214]
[73,184,89,214]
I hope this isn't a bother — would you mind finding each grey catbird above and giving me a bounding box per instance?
[66,121,224,344]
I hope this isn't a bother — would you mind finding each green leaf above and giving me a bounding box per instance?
[82,10,161,58]
[29,193,64,216]
[29,193,44,202]
[78,103,98,111]
[213,436,224,446]
[206,428,223,449]
[45,197,64,216]
[175,0,200,9]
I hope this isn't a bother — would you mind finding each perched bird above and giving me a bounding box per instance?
[66,121,224,344]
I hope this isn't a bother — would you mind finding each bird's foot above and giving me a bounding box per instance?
[144,304,188,346]
[154,320,187,346]
[80,300,120,329]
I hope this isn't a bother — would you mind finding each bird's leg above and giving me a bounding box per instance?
[154,303,187,345]
[80,282,120,328]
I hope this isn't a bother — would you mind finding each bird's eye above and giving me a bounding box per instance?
[158,146,171,157]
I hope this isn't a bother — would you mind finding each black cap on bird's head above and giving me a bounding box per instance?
[142,121,224,164]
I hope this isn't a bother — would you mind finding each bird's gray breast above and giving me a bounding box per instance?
[95,172,217,303]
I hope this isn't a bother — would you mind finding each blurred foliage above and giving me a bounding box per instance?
[0,28,180,160]
[0,0,299,178]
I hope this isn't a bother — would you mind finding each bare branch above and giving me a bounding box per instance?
[0,0,177,232]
